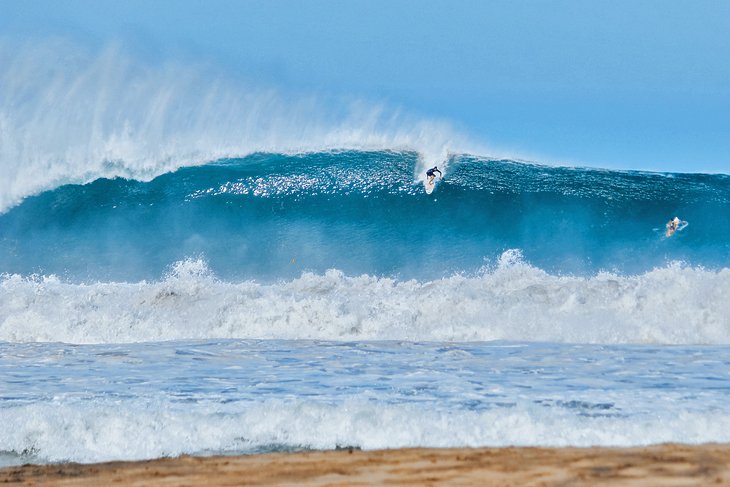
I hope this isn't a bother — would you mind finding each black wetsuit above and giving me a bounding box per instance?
[426,167,442,178]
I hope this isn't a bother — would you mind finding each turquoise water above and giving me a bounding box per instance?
[2,152,728,281]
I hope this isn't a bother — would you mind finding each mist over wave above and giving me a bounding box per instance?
[2,255,728,345]
[0,40,475,212]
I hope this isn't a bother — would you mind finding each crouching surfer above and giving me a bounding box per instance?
[426,166,442,184]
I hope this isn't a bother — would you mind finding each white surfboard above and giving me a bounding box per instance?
[424,177,440,195]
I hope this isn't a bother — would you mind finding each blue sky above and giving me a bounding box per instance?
[3,0,729,173]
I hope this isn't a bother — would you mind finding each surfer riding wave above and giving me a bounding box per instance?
[426,166,442,184]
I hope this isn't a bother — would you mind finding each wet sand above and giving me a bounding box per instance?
[2,444,730,486]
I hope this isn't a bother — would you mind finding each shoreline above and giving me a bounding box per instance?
[3,444,730,486]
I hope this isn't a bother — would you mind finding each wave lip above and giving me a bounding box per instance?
[2,255,728,345]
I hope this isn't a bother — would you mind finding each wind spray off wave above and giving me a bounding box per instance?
[0,40,473,212]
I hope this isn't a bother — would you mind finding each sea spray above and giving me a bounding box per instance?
[0,41,474,212]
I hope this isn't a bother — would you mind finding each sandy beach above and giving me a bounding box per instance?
[3,444,730,486]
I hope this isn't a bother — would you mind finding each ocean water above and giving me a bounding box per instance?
[1,151,729,467]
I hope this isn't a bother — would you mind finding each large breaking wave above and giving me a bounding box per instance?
[1,152,728,281]
[0,40,476,212]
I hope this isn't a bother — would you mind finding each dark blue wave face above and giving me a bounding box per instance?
[1,151,728,282]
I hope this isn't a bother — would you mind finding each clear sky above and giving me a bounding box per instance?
[3,0,729,173]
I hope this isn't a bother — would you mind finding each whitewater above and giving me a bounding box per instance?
[1,41,729,467]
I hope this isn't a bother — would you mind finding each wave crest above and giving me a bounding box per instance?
[0,40,478,212]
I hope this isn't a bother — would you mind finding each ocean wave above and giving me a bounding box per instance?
[0,40,477,213]
[3,396,729,464]
[2,153,728,281]
[2,254,728,345]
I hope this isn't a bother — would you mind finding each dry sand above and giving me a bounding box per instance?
[2,444,730,486]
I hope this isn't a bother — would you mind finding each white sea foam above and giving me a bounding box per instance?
[0,40,479,212]
[1,253,728,345]
[3,397,729,464]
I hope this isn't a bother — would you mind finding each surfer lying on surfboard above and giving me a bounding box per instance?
[665,216,688,237]
[426,166,442,184]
